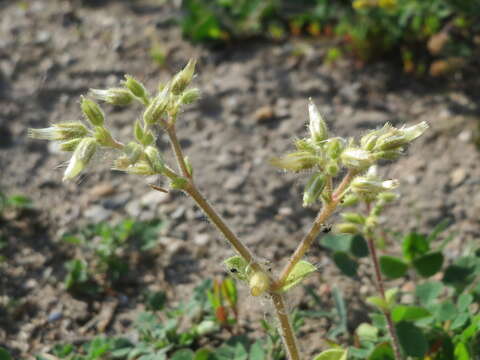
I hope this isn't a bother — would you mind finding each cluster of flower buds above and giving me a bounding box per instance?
[336,167,399,235]
[29,59,201,181]
[28,95,120,180]
[271,98,428,208]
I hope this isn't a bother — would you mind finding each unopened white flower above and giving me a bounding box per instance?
[63,137,97,181]
[341,148,374,170]
[308,99,328,143]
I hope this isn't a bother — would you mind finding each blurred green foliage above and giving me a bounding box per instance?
[180,0,480,75]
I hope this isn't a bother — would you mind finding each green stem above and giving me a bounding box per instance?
[366,234,403,360]
[276,170,357,288]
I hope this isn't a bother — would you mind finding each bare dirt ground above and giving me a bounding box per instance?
[1,0,479,358]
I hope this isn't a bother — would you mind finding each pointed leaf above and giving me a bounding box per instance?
[391,305,431,323]
[281,260,317,292]
[350,235,369,258]
[224,256,250,282]
[312,348,348,360]
[415,281,443,306]
[402,232,429,261]
[249,341,265,360]
[367,296,388,311]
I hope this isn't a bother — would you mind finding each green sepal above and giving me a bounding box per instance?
[224,256,251,282]
[280,260,317,292]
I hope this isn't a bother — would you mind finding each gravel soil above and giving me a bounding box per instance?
[1,0,479,358]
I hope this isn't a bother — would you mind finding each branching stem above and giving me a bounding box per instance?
[276,170,357,288]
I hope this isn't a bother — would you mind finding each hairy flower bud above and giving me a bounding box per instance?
[308,99,328,143]
[90,88,134,106]
[81,97,104,126]
[374,122,429,151]
[93,126,116,147]
[123,75,149,100]
[145,146,165,173]
[143,86,170,125]
[28,122,89,141]
[335,223,360,235]
[125,160,156,176]
[59,138,82,152]
[341,148,375,170]
[171,59,196,95]
[378,192,398,203]
[341,212,365,224]
[270,151,318,172]
[63,137,97,181]
[303,173,326,207]
[180,88,201,105]
[326,138,344,159]
[134,120,144,142]
[341,194,359,207]
[124,142,143,164]
[351,177,399,195]
[249,271,270,297]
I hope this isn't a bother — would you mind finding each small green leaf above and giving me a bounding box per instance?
[224,256,250,282]
[312,348,348,360]
[281,260,317,292]
[415,281,443,306]
[367,296,387,311]
[385,288,399,308]
[320,234,353,252]
[356,323,378,342]
[443,264,474,286]
[412,252,444,277]
[171,349,194,360]
[379,256,408,279]
[333,251,358,278]
[454,343,469,360]
[249,341,265,360]
[194,349,213,360]
[435,301,457,322]
[144,291,167,311]
[402,232,429,261]
[396,321,428,357]
[457,293,473,312]
[391,305,431,322]
[350,235,369,258]
[451,312,469,330]
[7,195,32,208]
[368,343,395,360]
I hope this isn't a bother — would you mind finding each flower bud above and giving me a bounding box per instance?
[81,97,104,126]
[294,138,318,152]
[360,132,378,151]
[63,137,97,181]
[59,138,82,152]
[303,173,326,207]
[93,126,116,147]
[341,148,375,170]
[180,88,200,105]
[308,98,328,143]
[341,194,359,206]
[143,86,170,125]
[125,160,155,176]
[145,146,164,173]
[249,271,270,297]
[341,212,365,224]
[335,223,360,235]
[123,75,149,100]
[351,177,399,195]
[171,59,196,95]
[28,122,89,141]
[326,138,344,159]
[124,142,143,164]
[326,161,339,176]
[378,192,398,203]
[270,151,318,172]
[90,88,134,106]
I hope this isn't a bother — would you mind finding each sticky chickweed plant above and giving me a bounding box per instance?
[29,59,432,360]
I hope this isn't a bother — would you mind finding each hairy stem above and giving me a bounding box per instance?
[271,292,301,360]
[366,235,403,360]
[167,126,193,180]
[276,170,357,287]
[167,126,302,358]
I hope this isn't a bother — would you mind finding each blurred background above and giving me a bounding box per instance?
[1,0,479,358]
